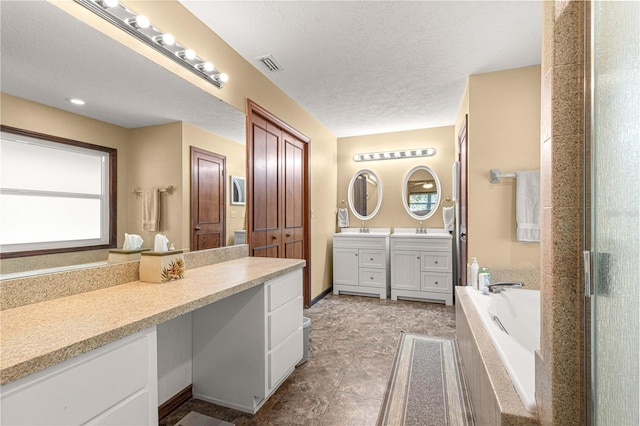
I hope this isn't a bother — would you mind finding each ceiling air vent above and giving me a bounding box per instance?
[256,54,282,72]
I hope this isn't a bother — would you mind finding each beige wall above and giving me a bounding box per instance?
[45,1,337,299]
[0,93,131,249]
[182,122,246,248]
[128,123,184,246]
[465,65,541,270]
[337,127,455,230]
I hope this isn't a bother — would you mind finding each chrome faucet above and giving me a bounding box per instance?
[487,282,524,293]
[360,221,369,233]
[416,221,426,234]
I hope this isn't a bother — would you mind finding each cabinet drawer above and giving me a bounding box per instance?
[390,238,451,252]
[359,268,386,288]
[358,249,386,268]
[267,270,302,312]
[268,296,303,350]
[269,327,303,390]
[1,328,156,426]
[333,236,387,250]
[421,273,452,293]
[420,251,451,272]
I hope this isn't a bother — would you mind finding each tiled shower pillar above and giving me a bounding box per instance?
[536,1,586,425]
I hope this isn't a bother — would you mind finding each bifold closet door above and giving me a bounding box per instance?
[247,100,311,307]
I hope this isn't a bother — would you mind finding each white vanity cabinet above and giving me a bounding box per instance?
[0,328,158,425]
[192,269,303,414]
[390,231,453,305]
[333,230,390,299]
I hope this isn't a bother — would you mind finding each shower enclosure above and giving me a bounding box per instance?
[588,1,640,424]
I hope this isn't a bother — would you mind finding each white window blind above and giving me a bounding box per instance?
[0,131,111,254]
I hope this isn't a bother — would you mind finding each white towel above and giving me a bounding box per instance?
[516,170,540,242]
[337,208,350,228]
[142,189,160,232]
[442,206,455,231]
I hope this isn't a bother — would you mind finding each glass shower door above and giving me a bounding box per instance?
[590,1,640,424]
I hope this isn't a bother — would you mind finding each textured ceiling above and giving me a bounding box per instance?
[0,1,245,144]
[180,0,542,137]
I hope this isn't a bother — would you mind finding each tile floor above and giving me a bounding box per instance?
[161,293,461,426]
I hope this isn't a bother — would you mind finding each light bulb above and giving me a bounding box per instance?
[98,0,119,8]
[179,49,196,60]
[394,152,401,158]
[353,155,361,162]
[405,150,412,157]
[218,73,229,83]
[155,33,175,46]
[363,154,371,161]
[415,149,422,156]
[128,15,150,29]
[373,153,381,160]
[200,62,214,72]
[383,152,391,159]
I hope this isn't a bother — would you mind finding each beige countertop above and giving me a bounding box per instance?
[0,256,305,386]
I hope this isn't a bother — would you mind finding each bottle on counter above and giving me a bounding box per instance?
[470,257,479,290]
[479,267,491,291]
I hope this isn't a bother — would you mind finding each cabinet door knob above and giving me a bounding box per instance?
[435,261,439,264]
[417,256,420,260]
[355,253,358,256]
[370,258,374,261]
[435,281,439,285]
[370,276,374,280]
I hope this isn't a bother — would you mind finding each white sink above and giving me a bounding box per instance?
[334,227,390,237]
[391,228,451,238]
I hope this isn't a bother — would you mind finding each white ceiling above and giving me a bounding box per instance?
[1,1,541,143]
[180,0,542,138]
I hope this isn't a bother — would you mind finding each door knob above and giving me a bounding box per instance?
[286,233,291,237]
[460,233,466,238]
[195,226,201,230]
[272,235,277,240]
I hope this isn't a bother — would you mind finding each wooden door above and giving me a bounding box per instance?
[247,100,311,307]
[191,147,225,251]
[282,132,305,261]
[457,115,468,285]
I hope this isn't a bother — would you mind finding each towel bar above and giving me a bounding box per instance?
[490,169,516,184]
[132,185,174,194]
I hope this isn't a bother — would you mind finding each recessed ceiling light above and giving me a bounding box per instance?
[68,98,85,106]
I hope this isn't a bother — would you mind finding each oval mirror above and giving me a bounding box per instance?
[348,169,383,221]
[402,165,441,220]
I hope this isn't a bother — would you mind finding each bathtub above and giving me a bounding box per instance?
[464,286,539,413]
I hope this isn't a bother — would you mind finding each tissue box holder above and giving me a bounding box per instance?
[139,250,185,283]
[108,248,150,264]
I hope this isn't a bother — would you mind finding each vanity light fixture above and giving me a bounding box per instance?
[353,147,436,162]
[68,98,86,105]
[76,0,229,89]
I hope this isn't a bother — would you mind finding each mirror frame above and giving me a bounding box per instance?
[401,165,441,220]
[347,168,383,221]
[230,176,246,205]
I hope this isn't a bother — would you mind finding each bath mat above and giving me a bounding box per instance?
[378,334,474,426]
[175,411,234,426]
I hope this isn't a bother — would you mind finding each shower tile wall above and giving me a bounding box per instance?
[537,1,586,425]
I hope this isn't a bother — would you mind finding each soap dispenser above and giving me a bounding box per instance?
[479,267,491,292]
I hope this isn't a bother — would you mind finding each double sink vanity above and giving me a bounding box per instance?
[334,163,454,305]
[333,228,453,305]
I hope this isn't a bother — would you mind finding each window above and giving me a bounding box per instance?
[408,192,438,215]
[0,126,116,257]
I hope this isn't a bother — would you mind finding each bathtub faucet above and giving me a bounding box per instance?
[487,282,524,293]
